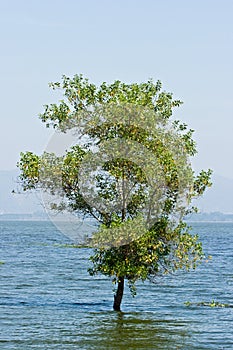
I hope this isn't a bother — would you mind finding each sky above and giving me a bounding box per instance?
[0,0,233,180]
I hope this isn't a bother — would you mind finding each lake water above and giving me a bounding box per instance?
[0,221,232,349]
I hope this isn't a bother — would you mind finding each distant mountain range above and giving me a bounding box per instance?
[0,169,43,214]
[192,173,233,213]
[0,170,233,216]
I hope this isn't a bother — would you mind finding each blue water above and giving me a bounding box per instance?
[0,221,232,349]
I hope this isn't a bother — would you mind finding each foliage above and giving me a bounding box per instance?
[18,74,212,303]
[185,300,233,308]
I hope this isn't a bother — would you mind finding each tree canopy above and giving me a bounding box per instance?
[18,74,212,310]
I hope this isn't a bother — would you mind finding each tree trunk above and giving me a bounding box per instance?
[113,277,124,311]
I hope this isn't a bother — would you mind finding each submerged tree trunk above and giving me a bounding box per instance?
[113,277,124,311]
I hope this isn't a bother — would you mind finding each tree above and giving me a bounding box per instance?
[18,74,212,311]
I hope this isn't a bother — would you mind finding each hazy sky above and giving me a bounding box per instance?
[0,0,232,179]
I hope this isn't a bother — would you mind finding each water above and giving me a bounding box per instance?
[0,221,232,349]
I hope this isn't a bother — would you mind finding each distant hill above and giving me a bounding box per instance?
[0,170,233,215]
[186,211,233,222]
[193,174,233,213]
[0,169,43,214]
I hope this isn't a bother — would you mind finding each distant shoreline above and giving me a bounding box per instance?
[1,212,233,223]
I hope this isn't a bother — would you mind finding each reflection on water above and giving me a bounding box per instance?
[0,221,233,349]
[86,312,191,350]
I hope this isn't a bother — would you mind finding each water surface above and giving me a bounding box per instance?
[0,221,232,349]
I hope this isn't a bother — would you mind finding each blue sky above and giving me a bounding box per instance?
[0,0,233,179]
